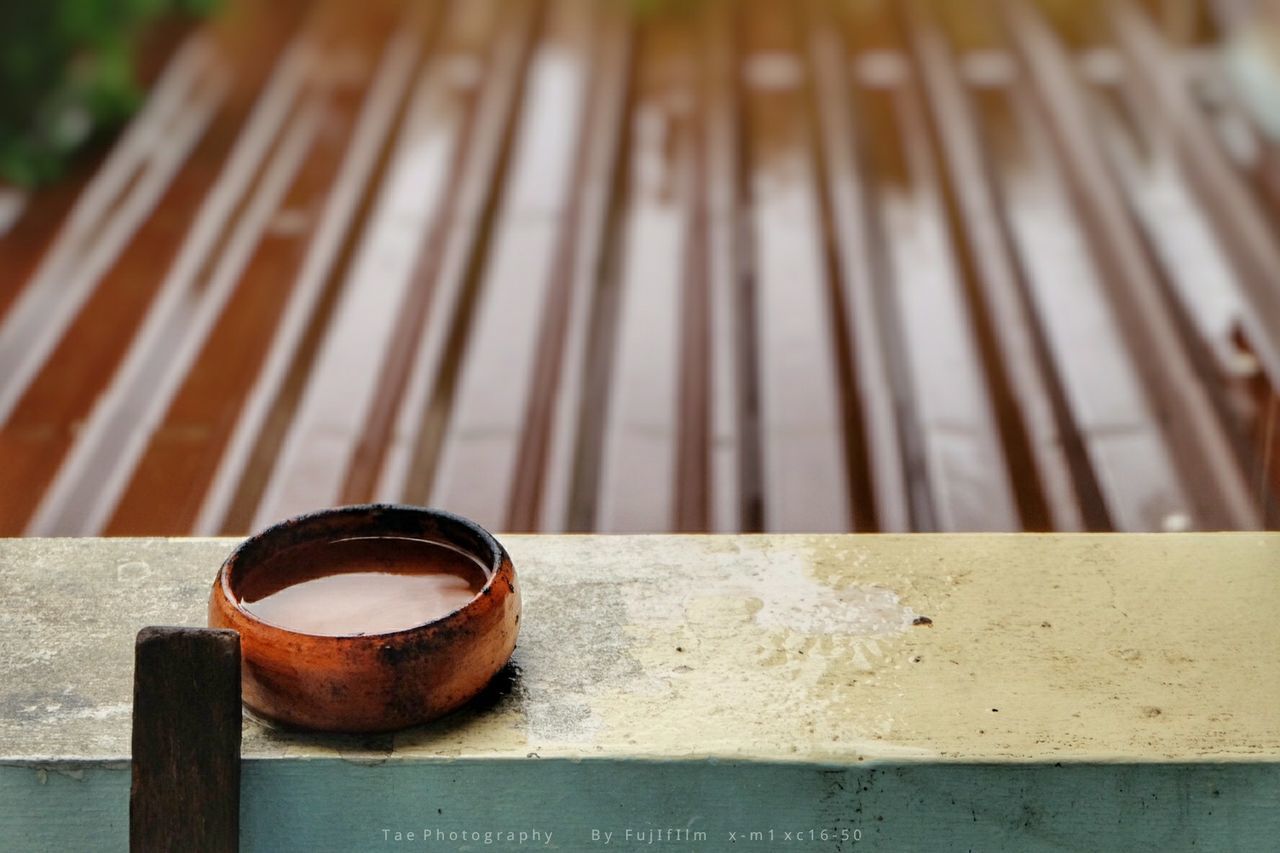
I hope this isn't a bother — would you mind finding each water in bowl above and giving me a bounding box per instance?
[236,536,488,636]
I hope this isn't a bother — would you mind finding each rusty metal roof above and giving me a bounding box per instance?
[0,0,1276,535]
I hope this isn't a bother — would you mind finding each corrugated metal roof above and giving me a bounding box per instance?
[0,0,1276,534]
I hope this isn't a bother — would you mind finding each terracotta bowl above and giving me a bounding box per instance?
[208,505,520,733]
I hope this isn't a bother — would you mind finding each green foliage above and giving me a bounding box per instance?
[0,0,218,186]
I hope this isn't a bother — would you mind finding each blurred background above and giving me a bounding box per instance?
[0,0,1277,536]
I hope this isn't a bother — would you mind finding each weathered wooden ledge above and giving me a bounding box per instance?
[2,534,1278,850]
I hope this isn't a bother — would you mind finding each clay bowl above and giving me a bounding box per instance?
[208,505,519,733]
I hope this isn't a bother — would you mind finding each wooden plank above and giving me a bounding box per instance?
[337,0,510,506]
[996,81,1196,531]
[508,3,633,533]
[838,12,946,534]
[29,39,321,536]
[106,3,407,536]
[428,0,605,532]
[370,0,542,509]
[250,3,476,526]
[1002,0,1262,530]
[860,65,1020,531]
[192,8,427,534]
[739,0,853,532]
[1191,59,1280,236]
[1095,87,1254,374]
[1109,0,1280,387]
[0,85,221,444]
[0,159,97,326]
[0,0,1272,536]
[804,0,913,533]
[595,17,686,533]
[702,0,745,534]
[673,8,713,534]
[521,19,633,534]
[903,0,1084,532]
[0,16,317,534]
[130,627,240,853]
[0,34,217,422]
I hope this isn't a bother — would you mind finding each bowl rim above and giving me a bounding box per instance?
[216,503,510,641]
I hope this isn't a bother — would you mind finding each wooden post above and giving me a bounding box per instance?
[130,627,241,853]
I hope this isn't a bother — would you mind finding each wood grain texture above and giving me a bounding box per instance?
[130,626,241,853]
[1,0,1276,534]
